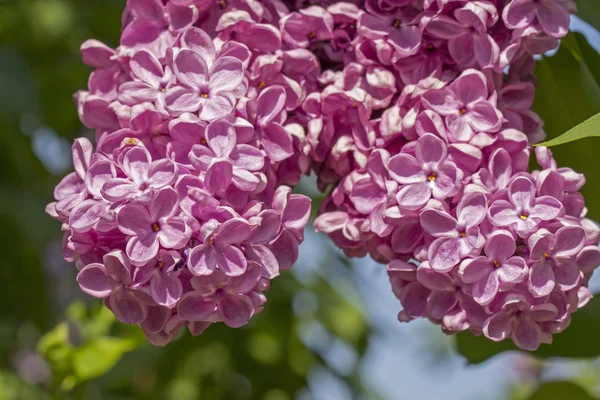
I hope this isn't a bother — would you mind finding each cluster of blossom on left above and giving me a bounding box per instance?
[46,0,311,345]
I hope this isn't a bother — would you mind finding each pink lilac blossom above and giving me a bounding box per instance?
[48,0,313,346]
[307,0,599,351]
[50,0,600,351]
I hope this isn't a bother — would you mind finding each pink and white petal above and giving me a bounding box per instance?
[483,312,514,342]
[503,0,536,29]
[509,177,535,210]
[226,261,262,294]
[131,265,156,287]
[422,88,461,115]
[490,149,513,188]
[118,81,157,104]
[537,0,570,38]
[232,168,260,192]
[468,99,501,132]
[103,250,132,285]
[396,182,431,211]
[270,230,299,270]
[428,237,462,273]
[141,306,170,334]
[498,257,528,284]
[182,27,216,60]
[401,282,430,319]
[205,119,236,158]
[209,56,245,93]
[216,244,247,276]
[127,234,160,266]
[70,200,108,232]
[456,192,487,228]
[388,154,424,184]
[530,195,563,221]
[167,2,199,32]
[174,49,209,88]
[150,187,180,221]
[416,133,448,167]
[148,159,177,189]
[458,257,492,284]
[109,287,147,325]
[187,244,217,276]
[350,178,385,214]
[247,244,279,279]
[218,218,253,244]
[484,231,517,262]
[189,144,215,171]
[529,303,559,322]
[130,49,164,85]
[528,261,555,297]
[230,144,265,171]
[123,146,152,183]
[554,258,581,291]
[260,123,294,162]
[102,178,138,201]
[419,209,457,237]
[205,160,233,196]
[85,160,116,198]
[199,95,234,121]
[77,263,117,298]
[158,217,189,249]
[489,200,520,227]
[445,113,474,142]
[432,164,458,200]
[150,272,183,308]
[177,293,217,321]
[474,33,499,68]
[512,317,542,351]
[472,270,500,305]
[427,291,458,320]
[72,138,93,180]
[165,86,203,113]
[256,85,287,126]
[117,205,153,235]
[552,226,585,258]
[217,291,254,328]
[577,246,600,274]
[416,262,455,291]
[283,195,311,231]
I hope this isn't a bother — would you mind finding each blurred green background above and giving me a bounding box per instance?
[1,0,600,399]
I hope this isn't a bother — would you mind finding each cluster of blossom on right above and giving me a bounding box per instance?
[307,0,600,350]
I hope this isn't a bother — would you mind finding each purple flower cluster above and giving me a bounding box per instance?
[306,0,600,350]
[47,0,313,345]
[49,0,597,350]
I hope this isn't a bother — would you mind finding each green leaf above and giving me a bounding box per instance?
[527,382,598,400]
[456,296,600,364]
[532,32,600,220]
[575,0,600,33]
[536,112,600,147]
[72,337,137,382]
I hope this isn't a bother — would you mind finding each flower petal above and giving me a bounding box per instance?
[217,291,254,328]
[177,292,216,321]
[77,263,117,298]
[151,272,183,308]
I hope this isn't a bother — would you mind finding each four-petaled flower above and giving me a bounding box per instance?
[459,230,528,305]
[489,176,563,237]
[118,187,190,266]
[388,133,462,210]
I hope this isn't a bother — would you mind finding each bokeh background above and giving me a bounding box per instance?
[1,0,600,399]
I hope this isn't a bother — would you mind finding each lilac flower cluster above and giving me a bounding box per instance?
[306,0,600,350]
[47,0,313,345]
[49,0,597,350]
